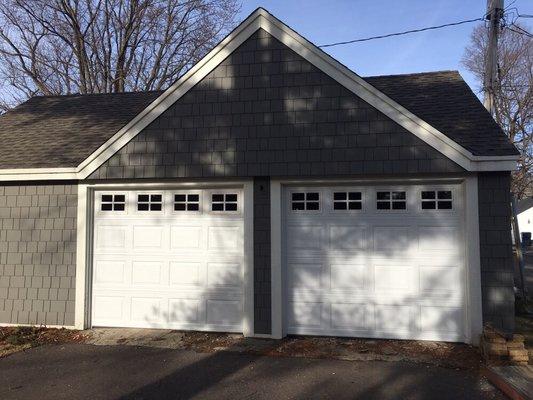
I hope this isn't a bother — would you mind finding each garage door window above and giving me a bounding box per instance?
[376,191,406,210]
[211,194,238,211]
[291,192,320,211]
[174,194,200,211]
[333,192,362,210]
[137,194,163,211]
[101,194,125,211]
[421,190,453,210]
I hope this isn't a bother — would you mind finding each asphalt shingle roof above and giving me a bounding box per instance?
[0,70,518,169]
[364,71,519,157]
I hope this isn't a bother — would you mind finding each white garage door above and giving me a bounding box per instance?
[284,184,466,342]
[92,188,244,332]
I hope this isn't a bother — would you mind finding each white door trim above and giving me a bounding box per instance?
[74,180,254,336]
[271,175,480,344]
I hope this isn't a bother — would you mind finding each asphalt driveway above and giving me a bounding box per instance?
[0,344,503,400]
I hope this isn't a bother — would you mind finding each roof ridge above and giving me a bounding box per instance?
[33,90,164,99]
[363,70,460,79]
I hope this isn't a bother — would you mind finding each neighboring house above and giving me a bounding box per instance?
[0,9,519,344]
[517,197,533,239]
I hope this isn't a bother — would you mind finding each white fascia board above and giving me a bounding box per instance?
[0,8,519,182]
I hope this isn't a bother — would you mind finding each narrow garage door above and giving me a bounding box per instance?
[284,184,466,342]
[92,188,244,332]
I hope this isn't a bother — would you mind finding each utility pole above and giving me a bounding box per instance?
[484,0,504,113]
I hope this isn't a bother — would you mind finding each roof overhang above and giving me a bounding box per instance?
[0,8,519,182]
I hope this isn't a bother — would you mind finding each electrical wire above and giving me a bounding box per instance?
[318,17,484,48]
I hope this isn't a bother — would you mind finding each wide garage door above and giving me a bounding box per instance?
[284,183,466,342]
[92,188,244,332]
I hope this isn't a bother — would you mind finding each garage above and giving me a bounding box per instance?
[283,183,466,342]
[91,188,245,332]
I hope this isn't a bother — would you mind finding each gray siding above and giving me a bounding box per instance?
[253,177,271,334]
[0,184,77,326]
[90,29,463,181]
[478,172,514,333]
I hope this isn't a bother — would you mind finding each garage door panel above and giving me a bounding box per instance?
[96,225,128,250]
[94,260,127,285]
[284,184,466,342]
[169,298,201,323]
[331,303,372,330]
[92,188,244,332]
[132,261,164,285]
[330,264,367,290]
[169,262,201,286]
[288,302,323,328]
[170,226,203,250]
[328,225,366,252]
[207,263,242,288]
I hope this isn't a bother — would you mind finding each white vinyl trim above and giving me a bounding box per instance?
[270,180,283,339]
[74,184,89,329]
[464,175,483,345]
[75,180,255,336]
[0,9,517,182]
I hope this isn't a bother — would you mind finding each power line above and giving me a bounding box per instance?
[318,17,484,48]
[507,25,533,37]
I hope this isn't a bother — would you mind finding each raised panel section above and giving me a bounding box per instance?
[94,260,125,284]
[420,306,463,333]
[289,263,322,289]
[373,227,411,250]
[288,302,322,328]
[169,262,201,286]
[93,296,125,320]
[375,305,412,331]
[418,227,457,251]
[96,226,126,249]
[169,299,200,323]
[132,261,162,285]
[208,226,240,250]
[331,303,371,330]
[419,266,460,293]
[207,263,241,288]
[130,297,162,322]
[330,264,366,290]
[329,226,364,251]
[206,300,241,325]
[374,265,414,292]
[170,226,202,250]
[287,226,322,251]
[133,226,164,249]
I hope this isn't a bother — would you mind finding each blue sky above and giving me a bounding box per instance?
[239,0,533,95]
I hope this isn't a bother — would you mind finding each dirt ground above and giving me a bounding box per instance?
[0,326,86,358]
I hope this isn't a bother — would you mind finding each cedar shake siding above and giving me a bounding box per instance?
[478,172,515,333]
[0,184,77,326]
[89,29,464,181]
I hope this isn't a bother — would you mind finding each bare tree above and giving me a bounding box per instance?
[0,0,240,111]
[463,23,533,199]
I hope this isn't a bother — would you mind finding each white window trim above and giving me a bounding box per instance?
[74,181,255,337]
[0,9,518,182]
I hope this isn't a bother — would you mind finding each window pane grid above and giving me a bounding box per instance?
[101,194,125,212]
[137,193,163,211]
[211,193,238,212]
[292,192,320,211]
[174,193,200,212]
[421,190,452,210]
[376,191,406,210]
[333,192,362,211]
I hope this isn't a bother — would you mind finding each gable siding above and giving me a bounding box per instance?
[90,29,463,180]
[0,184,77,326]
[478,172,514,333]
